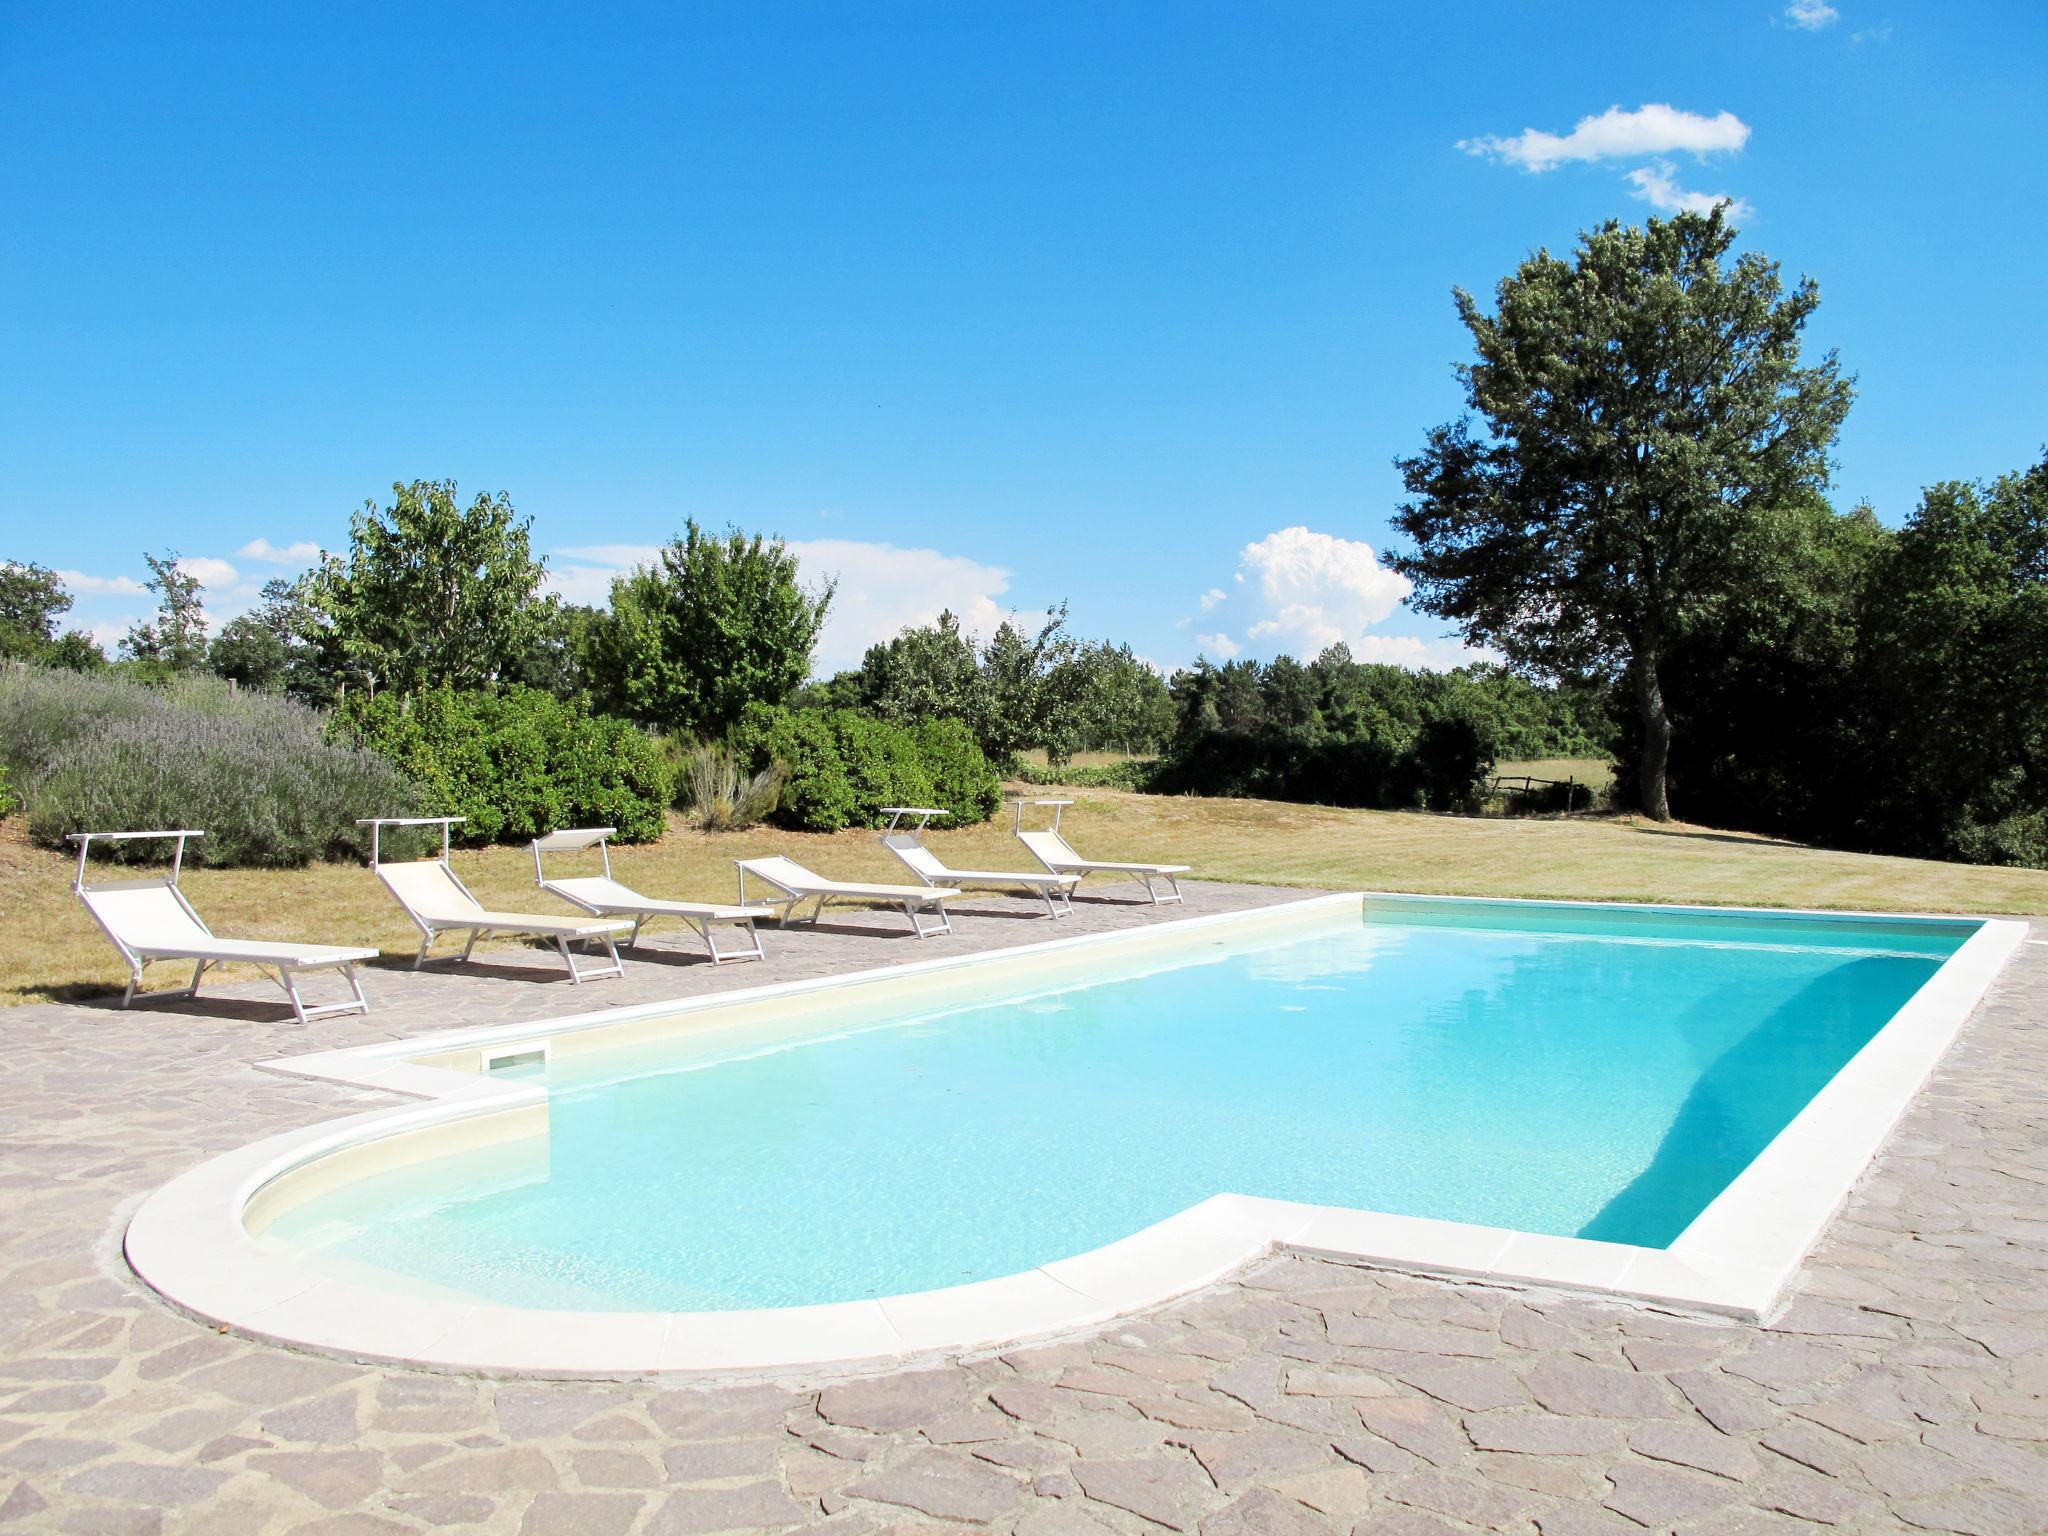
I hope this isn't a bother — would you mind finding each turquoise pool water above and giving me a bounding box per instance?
[262,900,1973,1311]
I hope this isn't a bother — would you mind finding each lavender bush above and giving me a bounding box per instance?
[0,665,415,866]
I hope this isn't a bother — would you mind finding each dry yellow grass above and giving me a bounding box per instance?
[7,790,2044,1009]
[1493,757,1615,792]
[1017,748,1148,769]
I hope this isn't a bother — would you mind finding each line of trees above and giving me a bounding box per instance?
[8,207,2040,868]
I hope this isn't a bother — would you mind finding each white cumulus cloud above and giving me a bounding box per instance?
[1786,0,1839,30]
[237,537,321,565]
[1625,162,1755,221]
[1182,527,1497,672]
[787,538,1011,675]
[176,556,241,589]
[1459,104,1750,173]
[1234,527,1412,654]
[1350,634,1497,670]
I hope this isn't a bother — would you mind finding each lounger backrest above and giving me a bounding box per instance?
[885,840,950,882]
[543,874,643,913]
[377,859,484,922]
[81,881,211,951]
[1016,830,1078,870]
[737,856,819,893]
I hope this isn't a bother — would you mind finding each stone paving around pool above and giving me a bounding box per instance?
[2,883,2045,1535]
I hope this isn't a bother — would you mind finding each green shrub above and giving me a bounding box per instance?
[0,761,16,817]
[733,704,857,832]
[832,710,935,823]
[0,665,414,866]
[911,718,1003,824]
[732,705,999,831]
[334,686,674,844]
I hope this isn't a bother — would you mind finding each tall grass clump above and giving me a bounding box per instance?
[676,742,784,831]
[0,665,415,866]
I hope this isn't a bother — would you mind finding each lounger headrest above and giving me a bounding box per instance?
[82,883,210,947]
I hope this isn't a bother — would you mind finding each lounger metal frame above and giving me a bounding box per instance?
[735,857,954,940]
[359,817,624,984]
[1011,798,1186,905]
[69,830,371,1024]
[878,806,1076,918]
[531,828,768,965]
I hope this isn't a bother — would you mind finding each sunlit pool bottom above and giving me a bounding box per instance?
[255,897,1979,1315]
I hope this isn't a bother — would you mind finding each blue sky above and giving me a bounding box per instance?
[3,1,2042,674]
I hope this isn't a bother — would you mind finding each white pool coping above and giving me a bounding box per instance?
[123,891,2028,1378]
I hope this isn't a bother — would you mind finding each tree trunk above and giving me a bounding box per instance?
[1634,653,1673,822]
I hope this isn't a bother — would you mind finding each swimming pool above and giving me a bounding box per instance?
[127,893,2024,1373]
[256,897,1968,1312]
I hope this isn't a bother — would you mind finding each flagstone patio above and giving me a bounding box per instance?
[2,884,2044,1534]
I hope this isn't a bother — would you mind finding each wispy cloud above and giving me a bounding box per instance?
[1195,631,1241,660]
[1785,0,1839,30]
[56,569,148,596]
[1852,22,1892,43]
[1625,162,1755,222]
[1459,104,1750,173]
[237,537,321,565]
[1198,587,1227,613]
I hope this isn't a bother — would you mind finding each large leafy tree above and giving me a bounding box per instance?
[124,551,210,670]
[312,480,554,693]
[858,610,983,725]
[1619,494,1887,844]
[1071,641,1175,755]
[209,576,341,697]
[588,521,833,738]
[1391,208,1852,820]
[0,561,72,658]
[1857,455,2048,865]
[975,607,1089,768]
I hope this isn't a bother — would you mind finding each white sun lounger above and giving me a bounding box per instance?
[1012,799,1189,905]
[734,855,959,940]
[532,827,774,965]
[360,817,630,984]
[69,830,376,1024]
[877,807,1079,919]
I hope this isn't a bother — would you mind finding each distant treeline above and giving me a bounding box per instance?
[1148,651,1608,810]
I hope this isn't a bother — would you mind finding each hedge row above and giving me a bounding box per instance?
[731,705,1002,831]
[332,686,676,844]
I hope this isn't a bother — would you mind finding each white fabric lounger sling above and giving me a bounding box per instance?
[69,830,375,1024]
[360,817,630,984]
[877,806,1080,918]
[532,827,775,965]
[1011,798,1190,905]
[734,855,959,940]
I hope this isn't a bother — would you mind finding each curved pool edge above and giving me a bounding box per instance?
[121,894,2031,1379]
